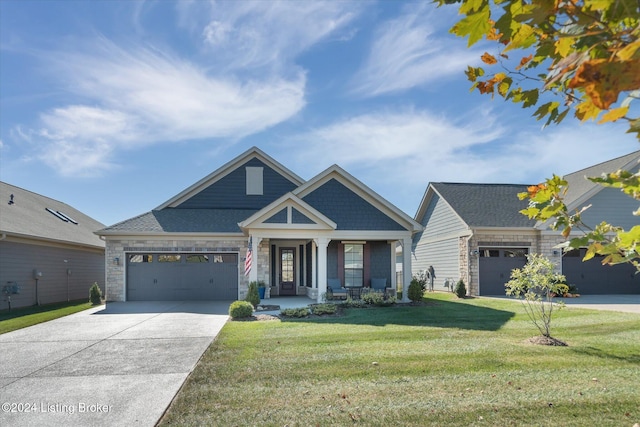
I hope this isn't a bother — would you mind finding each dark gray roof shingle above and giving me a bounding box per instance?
[432,182,537,228]
[98,209,258,234]
[0,182,105,248]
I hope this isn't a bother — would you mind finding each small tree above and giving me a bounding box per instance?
[506,254,568,344]
[454,279,466,298]
[245,281,260,308]
[408,272,427,302]
[89,282,102,305]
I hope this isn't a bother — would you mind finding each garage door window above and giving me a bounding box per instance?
[214,254,236,263]
[129,254,153,263]
[480,249,499,257]
[158,255,181,263]
[187,254,209,263]
[504,249,528,257]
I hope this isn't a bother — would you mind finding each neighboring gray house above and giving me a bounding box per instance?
[0,182,106,309]
[413,151,640,296]
[96,147,422,303]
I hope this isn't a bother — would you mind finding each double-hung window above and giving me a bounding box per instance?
[344,244,363,288]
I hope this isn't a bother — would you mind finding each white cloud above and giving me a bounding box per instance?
[196,1,365,70]
[281,109,639,216]
[20,39,306,176]
[352,3,481,97]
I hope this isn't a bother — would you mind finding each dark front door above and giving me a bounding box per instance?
[279,248,296,296]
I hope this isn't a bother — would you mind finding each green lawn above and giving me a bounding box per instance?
[0,300,95,334]
[160,293,640,426]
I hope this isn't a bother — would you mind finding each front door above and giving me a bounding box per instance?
[279,248,296,296]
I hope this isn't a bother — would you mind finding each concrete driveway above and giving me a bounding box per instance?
[559,294,640,314]
[0,301,230,427]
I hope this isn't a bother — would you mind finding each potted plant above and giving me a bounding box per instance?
[257,281,267,299]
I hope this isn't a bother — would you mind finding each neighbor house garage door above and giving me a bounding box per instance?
[478,248,528,295]
[126,253,238,301]
[562,249,640,294]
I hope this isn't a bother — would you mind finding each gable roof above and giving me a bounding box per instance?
[562,150,640,211]
[238,193,337,231]
[156,146,305,209]
[295,165,423,233]
[426,182,537,228]
[98,208,256,235]
[0,182,105,249]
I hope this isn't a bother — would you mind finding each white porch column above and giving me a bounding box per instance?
[315,237,329,303]
[402,237,412,302]
[311,241,317,290]
[249,237,260,283]
[389,241,397,294]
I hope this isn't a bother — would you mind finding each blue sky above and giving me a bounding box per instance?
[1,0,638,227]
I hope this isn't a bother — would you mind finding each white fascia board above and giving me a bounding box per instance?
[238,193,337,230]
[294,165,423,233]
[156,147,305,209]
[472,227,539,235]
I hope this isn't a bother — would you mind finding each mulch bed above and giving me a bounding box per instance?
[526,335,568,346]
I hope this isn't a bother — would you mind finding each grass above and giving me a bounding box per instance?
[0,300,95,334]
[160,293,640,426]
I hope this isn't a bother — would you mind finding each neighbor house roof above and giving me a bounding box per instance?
[0,182,105,249]
[98,209,258,235]
[430,182,537,228]
[562,150,640,211]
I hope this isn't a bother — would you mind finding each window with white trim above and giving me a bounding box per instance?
[344,244,363,288]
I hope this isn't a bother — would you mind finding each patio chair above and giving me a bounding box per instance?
[326,278,348,300]
[370,278,393,297]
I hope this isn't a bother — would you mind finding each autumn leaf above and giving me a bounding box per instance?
[599,106,629,124]
[481,52,498,65]
[516,54,533,70]
[569,59,640,110]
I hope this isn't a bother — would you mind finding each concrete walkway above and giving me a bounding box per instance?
[484,294,640,314]
[0,301,230,427]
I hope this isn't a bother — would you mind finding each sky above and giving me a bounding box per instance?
[1,0,638,227]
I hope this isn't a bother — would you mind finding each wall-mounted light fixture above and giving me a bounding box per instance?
[552,250,559,256]
[114,257,120,266]
[470,249,479,256]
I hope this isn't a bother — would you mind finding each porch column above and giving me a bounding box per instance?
[389,241,397,294]
[315,237,329,303]
[311,241,317,290]
[402,237,412,302]
[249,237,260,283]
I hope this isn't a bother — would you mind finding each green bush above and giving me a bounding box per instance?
[89,282,102,305]
[362,291,397,306]
[408,277,426,302]
[280,307,310,318]
[229,300,254,318]
[341,297,367,308]
[454,279,466,298]
[245,281,260,308]
[310,303,337,315]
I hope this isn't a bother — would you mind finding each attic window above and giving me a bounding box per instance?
[45,208,78,224]
[246,167,264,195]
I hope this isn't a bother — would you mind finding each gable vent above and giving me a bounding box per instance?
[46,208,78,224]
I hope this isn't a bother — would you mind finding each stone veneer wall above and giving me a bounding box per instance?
[105,237,253,302]
[458,236,471,294]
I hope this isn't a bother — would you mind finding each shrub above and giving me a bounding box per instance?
[362,291,385,305]
[245,281,260,308]
[310,303,337,315]
[280,307,310,318]
[89,282,102,305]
[341,297,367,308]
[454,279,466,298]
[229,300,254,318]
[408,276,426,302]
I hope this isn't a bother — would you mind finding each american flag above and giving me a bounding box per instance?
[244,236,252,277]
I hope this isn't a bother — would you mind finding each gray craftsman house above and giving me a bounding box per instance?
[97,147,422,303]
[413,151,640,296]
[0,182,105,309]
